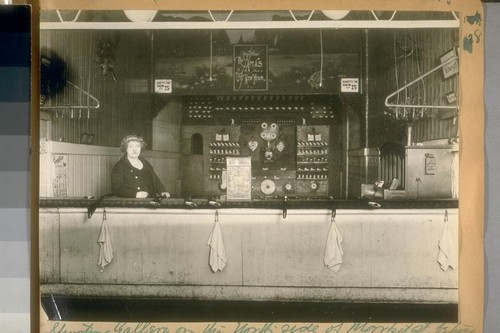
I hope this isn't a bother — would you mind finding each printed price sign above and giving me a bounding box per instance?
[341,78,359,92]
[155,79,172,93]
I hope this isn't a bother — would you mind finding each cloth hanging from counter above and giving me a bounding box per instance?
[437,211,457,271]
[207,219,226,272]
[97,209,113,271]
[324,218,344,273]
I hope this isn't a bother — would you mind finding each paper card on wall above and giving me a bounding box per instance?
[154,79,172,93]
[52,155,68,197]
[223,134,230,142]
[226,157,252,201]
[440,49,459,79]
[425,156,437,175]
[315,133,322,141]
[341,78,359,92]
[216,133,222,141]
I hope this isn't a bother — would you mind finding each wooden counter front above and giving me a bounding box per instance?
[40,206,458,304]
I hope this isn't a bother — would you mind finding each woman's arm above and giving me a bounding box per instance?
[143,159,169,197]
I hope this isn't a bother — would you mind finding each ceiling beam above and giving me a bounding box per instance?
[40,20,459,30]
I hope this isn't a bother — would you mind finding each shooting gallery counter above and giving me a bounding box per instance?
[39,198,459,308]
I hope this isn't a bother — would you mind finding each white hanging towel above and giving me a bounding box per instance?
[437,211,457,271]
[97,211,113,271]
[207,221,227,272]
[324,218,344,273]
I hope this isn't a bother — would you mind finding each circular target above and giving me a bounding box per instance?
[270,123,277,129]
[261,179,276,195]
[270,133,277,139]
[283,183,293,193]
[310,182,319,191]
[261,122,268,129]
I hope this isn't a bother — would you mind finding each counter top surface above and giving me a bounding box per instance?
[39,196,458,210]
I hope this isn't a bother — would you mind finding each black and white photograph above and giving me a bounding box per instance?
[38,6,466,327]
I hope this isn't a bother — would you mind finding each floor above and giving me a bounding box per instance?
[41,295,458,323]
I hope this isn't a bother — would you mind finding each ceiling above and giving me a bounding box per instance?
[40,10,460,30]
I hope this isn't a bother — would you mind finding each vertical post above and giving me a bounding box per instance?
[345,107,350,199]
[364,29,370,184]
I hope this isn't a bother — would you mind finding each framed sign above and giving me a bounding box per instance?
[425,153,437,175]
[226,157,252,201]
[340,78,359,92]
[233,44,268,91]
[154,79,172,93]
[440,48,459,79]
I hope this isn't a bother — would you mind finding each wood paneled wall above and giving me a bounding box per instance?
[347,148,378,198]
[368,28,459,148]
[41,30,154,147]
[40,141,180,198]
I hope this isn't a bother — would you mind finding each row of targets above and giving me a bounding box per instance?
[185,96,214,119]
[183,95,338,123]
[296,127,329,182]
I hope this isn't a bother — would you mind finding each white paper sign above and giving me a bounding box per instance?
[154,79,172,93]
[341,78,359,93]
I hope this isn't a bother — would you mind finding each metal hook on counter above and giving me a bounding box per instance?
[329,196,336,222]
[148,194,164,208]
[87,193,113,219]
[184,198,198,208]
[209,200,221,208]
[282,196,288,219]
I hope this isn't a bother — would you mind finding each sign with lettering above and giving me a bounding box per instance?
[440,49,458,79]
[233,44,268,91]
[155,79,172,93]
[341,78,359,92]
[52,154,68,197]
[226,157,252,201]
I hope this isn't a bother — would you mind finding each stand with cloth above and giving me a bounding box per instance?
[97,209,113,272]
[207,210,227,272]
[324,209,344,273]
[437,210,457,271]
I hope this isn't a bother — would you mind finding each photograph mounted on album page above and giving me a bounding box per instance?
[36,0,484,332]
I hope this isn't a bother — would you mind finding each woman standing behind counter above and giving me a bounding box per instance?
[111,135,170,199]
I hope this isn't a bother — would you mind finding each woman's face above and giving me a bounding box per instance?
[126,140,142,159]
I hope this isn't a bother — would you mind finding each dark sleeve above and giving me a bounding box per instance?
[111,162,137,198]
[153,170,166,194]
[144,159,166,195]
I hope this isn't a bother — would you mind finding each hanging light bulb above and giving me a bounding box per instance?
[321,10,350,20]
[123,10,158,22]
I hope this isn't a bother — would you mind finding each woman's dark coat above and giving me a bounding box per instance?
[111,156,166,198]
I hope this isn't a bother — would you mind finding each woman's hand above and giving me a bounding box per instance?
[161,192,171,198]
[136,191,149,198]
